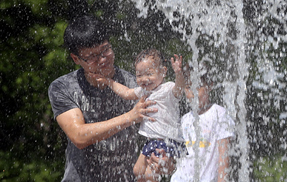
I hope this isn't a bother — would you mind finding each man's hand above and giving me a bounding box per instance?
[130,96,158,124]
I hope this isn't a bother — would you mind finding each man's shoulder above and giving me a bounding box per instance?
[49,69,79,92]
[51,69,78,82]
[115,66,137,87]
[116,66,135,78]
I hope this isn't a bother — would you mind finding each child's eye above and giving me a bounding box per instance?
[186,84,192,89]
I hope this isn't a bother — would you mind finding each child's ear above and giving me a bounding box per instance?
[208,82,214,91]
[162,66,168,77]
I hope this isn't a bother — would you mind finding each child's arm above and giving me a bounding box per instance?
[217,137,231,182]
[95,75,139,100]
[171,54,185,99]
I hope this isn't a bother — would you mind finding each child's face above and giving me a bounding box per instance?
[185,82,210,109]
[135,57,166,91]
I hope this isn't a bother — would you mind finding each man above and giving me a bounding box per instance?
[48,15,158,181]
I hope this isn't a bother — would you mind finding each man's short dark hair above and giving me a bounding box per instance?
[64,15,110,55]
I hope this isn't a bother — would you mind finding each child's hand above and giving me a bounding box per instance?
[86,73,109,87]
[170,54,183,74]
[93,74,108,84]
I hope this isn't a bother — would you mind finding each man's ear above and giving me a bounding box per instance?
[70,53,81,65]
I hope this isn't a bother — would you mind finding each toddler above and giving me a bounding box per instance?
[95,49,186,181]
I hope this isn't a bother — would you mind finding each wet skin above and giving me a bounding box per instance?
[135,57,166,91]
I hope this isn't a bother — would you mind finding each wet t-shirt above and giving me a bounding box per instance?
[134,82,183,142]
[171,104,235,182]
[48,67,138,182]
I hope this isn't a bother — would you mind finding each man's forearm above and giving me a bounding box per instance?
[57,108,137,149]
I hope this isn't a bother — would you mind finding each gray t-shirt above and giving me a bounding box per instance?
[48,67,138,182]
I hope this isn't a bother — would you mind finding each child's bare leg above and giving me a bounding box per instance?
[133,153,148,181]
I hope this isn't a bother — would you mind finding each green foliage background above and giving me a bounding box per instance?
[0,0,286,181]
[0,0,190,181]
[0,1,72,181]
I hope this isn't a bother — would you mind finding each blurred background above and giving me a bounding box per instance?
[0,0,286,181]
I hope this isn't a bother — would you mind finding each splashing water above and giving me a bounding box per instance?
[130,0,287,181]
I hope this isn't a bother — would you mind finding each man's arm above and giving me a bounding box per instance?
[56,97,157,149]
[171,54,185,99]
[218,137,231,182]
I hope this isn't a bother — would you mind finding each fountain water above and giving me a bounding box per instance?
[129,0,287,181]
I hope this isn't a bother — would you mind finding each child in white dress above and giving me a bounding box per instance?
[171,61,235,182]
[95,49,186,181]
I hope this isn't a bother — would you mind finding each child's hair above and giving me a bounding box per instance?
[184,60,214,86]
[135,49,166,68]
[198,61,213,85]
[184,60,224,105]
